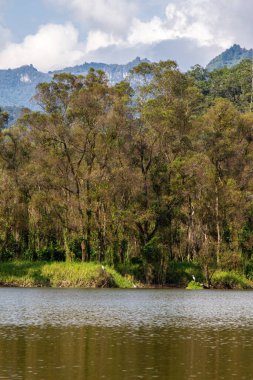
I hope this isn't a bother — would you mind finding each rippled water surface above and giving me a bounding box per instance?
[1,289,253,379]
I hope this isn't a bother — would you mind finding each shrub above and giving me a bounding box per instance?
[166,261,204,286]
[116,260,145,282]
[244,261,253,280]
[211,270,252,289]
[186,280,204,290]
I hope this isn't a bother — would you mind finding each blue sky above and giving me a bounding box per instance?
[0,0,251,72]
[2,1,68,41]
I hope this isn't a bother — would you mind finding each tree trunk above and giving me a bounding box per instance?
[81,240,85,262]
[63,228,72,262]
[215,184,221,265]
[187,196,195,262]
[86,176,92,261]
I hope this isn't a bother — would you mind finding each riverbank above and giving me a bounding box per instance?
[0,261,253,289]
[0,261,133,288]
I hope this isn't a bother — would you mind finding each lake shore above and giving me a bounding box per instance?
[0,261,253,290]
[0,261,134,289]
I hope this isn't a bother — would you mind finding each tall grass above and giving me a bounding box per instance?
[211,270,253,289]
[0,261,133,288]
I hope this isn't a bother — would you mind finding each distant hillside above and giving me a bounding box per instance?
[0,58,149,112]
[206,44,253,71]
[2,49,253,116]
[0,65,50,109]
[51,57,150,84]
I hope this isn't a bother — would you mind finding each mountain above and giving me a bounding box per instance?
[51,57,150,84]
[0,58,149,112]
[2,48,252,118]
[206,44,253,71]
[0,64,50,109]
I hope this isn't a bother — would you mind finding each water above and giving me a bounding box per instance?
[0,289,253,379]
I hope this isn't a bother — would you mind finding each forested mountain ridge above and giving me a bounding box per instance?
[0,64,49,108]
[0,58,149,110]
[206,44,253,71]
[0,46,252,115]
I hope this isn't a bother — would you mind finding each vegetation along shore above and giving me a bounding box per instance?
[1,59,253,289]
[0,261,252,290]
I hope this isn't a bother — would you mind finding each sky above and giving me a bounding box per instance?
[0,0,252,72]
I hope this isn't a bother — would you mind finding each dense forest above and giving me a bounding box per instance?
[1,58,253,286]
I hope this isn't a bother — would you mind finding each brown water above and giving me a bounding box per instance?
[0,289,253,379]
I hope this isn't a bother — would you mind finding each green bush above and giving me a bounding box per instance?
[69,237,83,260]
[35,247,65,262]
[244,261,253,280]
[211,270,252,289]
[22,248,37,261]
[186,281,204,290]
[166,261,204,286]
[141,237,164,284]
[116,259,145,282]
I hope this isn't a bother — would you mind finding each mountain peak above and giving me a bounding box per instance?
[130,56,150,64]
[206,44,253,71]
[131,57,141,64]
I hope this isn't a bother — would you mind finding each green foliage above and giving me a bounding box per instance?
[188,58,253,111]
[0,261,133,288]
[186,281,204,290]
[211,271,252,289]
[166,262,204,286]
[243,261,253,281]
[116,258,145,282]
[35,247,65,262]
[1,60,253,288]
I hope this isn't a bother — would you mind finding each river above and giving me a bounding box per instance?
[0,289,253,379]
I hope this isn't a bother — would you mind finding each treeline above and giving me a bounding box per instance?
[1,59,253,284]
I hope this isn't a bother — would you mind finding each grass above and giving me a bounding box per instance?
[211,270,253,289]
[1,261,253,290]
[0,261,133,288]
[167,262,253,290]
[186,280,204,290]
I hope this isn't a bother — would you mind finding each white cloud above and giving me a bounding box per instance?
[127,0,234,49]
[82,0,235,58]
[46,0,243,51]
[86,30,123,52]
[76,0,249,60]
[37,0,253,70]
[47,0,137,34]
[79,0,253,69]
[84,0,253,54]
[128,17,172,45]
[126,0,253,50]
[164,0,233,48]
[0,0,252,72]
[0,23,85,72]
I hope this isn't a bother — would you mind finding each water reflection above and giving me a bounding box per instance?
[0,289,253,379]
